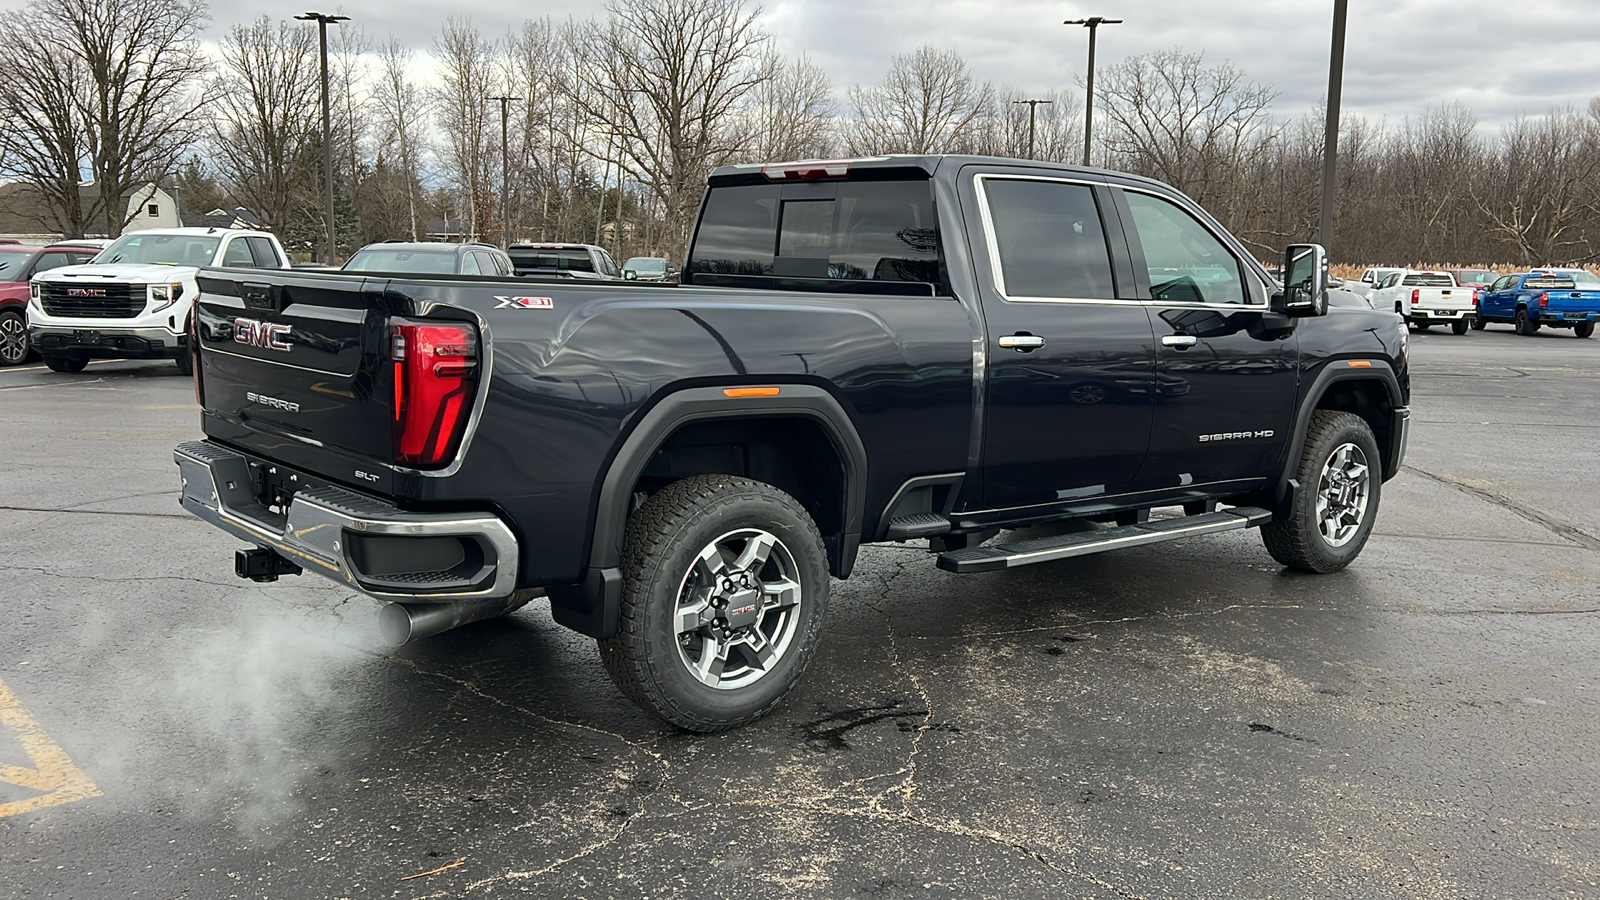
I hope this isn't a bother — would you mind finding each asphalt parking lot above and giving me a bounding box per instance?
[2,325,1598,899]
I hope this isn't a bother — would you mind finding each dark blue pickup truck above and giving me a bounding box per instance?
[174,156,1411,730]
[1474,270,1600,337]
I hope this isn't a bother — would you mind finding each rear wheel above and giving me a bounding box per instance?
[1469,314,1486,331]
[599,474,829,732]
[1576,321,1594,339]
[1515,308,1540,335]
[42,353,88,373]
[0,310,28,366]
[174,348,193,375]
[1262,410,1382,573]
[1451,319,1469,335]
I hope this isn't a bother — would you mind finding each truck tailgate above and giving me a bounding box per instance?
[1544,288,1600,313]
[194,270,396,465]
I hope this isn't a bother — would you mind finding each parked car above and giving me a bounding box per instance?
[343,242,514,277]
[507,242,622,280]
[0,241,106,366]
[175,154,1409,732]
[1445,268,1497,292]
[1371,269,1475,333]
[1475,271,1600,337]
[1349,266,1406,299]
[622,256,677,282]
[29,228,291,373]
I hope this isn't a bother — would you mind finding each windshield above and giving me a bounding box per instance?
[1453,270,1495,285]
[1561,269,1598,286]
[343,248,459,274]
[510,248,595,272]
[624,257,667,273]
[100,233,221,266]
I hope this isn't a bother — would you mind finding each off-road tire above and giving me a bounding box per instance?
[1451,318,1469,335]
[42,353,88,373]
[1515,308,1540,335]
[1261,410,1382,573]
[1576,321,1594,339]
[599,474,829,732]
[1469,315,1486,331]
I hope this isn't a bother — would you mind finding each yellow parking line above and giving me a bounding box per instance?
[0,678,101,817]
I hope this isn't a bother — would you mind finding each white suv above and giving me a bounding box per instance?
[29,228,290,373]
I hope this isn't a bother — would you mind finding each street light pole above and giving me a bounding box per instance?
[488,95,521,249]
[1012,98,1055,159]
[1319,0,1348,255]
[296,11,349,265]
[1064,16,1122,168]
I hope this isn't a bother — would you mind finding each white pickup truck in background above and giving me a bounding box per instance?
[28,228,291,373]
[1349,266,1406,300]
[1370,269,1477,334]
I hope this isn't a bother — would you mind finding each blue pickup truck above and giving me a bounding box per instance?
[1474,271,1600,337]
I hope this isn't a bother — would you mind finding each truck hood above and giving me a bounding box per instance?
[36,263,198,284]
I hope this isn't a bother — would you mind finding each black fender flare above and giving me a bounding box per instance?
[548,383,869,639]
[1270,360,1404,510]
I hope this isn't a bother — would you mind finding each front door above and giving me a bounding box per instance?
[968,173,1156,509]
[1114,187,1298,490]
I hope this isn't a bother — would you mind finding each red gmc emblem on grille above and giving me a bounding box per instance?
[233,317,292,352]
[66,287,108,297]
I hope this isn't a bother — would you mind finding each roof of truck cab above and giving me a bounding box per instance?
[710,154,1153,184]
[116,227,276,239]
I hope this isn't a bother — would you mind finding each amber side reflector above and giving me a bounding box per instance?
[723,386,782,398]
[1347,360,1373,368]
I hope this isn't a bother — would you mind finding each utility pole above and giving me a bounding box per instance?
[1064,16,1122,168]
[1012,99,1055,159]
[296,11,349,265]
[489,95,521,249]
[1319,0,1349,256]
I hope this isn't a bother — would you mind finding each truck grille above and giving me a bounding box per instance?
[39,282,145,318]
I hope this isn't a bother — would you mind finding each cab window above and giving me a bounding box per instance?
[222,239,254,267]
[1123,191,1246,305]
[982,178,1115,299]
[460,252,482,276]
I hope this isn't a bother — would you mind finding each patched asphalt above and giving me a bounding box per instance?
[1,327,1598,898]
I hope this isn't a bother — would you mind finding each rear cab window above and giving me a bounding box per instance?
[686,169,941,295]
[1402,273,1453,287]
[1523,275,1576,290]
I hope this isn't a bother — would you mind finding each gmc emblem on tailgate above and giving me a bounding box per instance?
[233,317,292,352]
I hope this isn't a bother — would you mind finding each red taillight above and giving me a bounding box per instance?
[1539,291,1549,307]
[190,313,204,405]
[1411,289,1420,304]
[1471,289,1479,306]
[391,321,479,467]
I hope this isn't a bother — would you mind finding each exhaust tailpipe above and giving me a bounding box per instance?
[378,590,543,645]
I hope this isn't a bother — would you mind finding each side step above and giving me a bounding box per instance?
[885,512,951,540]
[936,507,1272,574]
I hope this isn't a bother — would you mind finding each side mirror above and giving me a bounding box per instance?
[623,269,637,280]
[1273,243,1329,317]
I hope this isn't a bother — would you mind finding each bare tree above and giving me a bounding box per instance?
[0,8,93,235]
[209,17,322,236]
[744,47,834,161]
[432,17,500,242]
[575,0,770,254]
[370,37,430,240]
[843,45,993,156]
[1474,106,1600,264]
[1096,50,1278,220]
[0,0,209,237]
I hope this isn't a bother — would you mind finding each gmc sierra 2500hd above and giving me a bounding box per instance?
[174,156,1411,731]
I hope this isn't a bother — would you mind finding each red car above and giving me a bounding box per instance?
[0,241,105,366]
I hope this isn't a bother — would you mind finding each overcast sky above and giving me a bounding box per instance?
[16,0,1600,132]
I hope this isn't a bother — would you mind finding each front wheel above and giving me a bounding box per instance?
[1261,410,1382,573]
[0,310,29,366]
[42,353,88,373]
[599,474,829,732]
[1576,321,1594,339]
[1451,318,1469,335]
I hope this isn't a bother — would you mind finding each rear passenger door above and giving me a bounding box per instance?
[964,170,1156,509]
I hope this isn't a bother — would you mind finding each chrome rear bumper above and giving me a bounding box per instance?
[174,440,519,602]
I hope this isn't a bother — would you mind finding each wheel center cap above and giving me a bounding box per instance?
[722,587,762,631]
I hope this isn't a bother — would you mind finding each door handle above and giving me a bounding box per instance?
[1161,334,1198,349]
[998,334,1046,351]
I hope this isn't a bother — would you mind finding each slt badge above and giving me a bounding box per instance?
[494,296,553,310]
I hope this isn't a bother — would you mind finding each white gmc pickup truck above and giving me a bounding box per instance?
[1370,269,1476,334]
[28,228,290,373]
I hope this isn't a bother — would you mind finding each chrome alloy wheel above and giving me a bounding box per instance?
[0,314,26,365]
[673,528,803,690]
[1316,442,1371,547]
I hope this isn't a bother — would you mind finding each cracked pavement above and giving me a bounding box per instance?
[2,329,1599,899]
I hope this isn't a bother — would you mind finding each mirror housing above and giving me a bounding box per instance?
[1273,243,1329,317]
[623,269,637,280]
